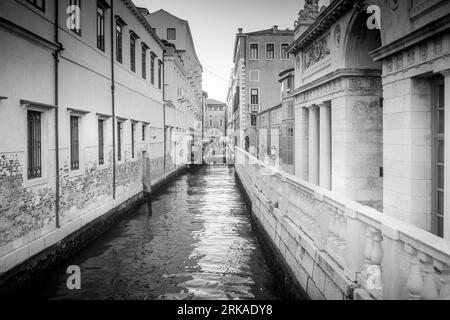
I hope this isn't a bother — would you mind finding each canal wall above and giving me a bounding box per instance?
[0,164,190,296]
[235,166,353,300]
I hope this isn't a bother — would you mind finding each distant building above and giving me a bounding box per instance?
[204,99,226,139]
[227,26,294,152]
[145,9,204,169]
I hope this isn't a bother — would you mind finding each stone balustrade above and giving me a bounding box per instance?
[235,147,450,300]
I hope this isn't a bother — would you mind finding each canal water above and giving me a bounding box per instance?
[38,166,280,300]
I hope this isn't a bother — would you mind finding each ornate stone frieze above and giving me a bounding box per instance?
[305,37,331,69]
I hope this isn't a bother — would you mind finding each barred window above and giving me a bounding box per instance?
[27,110,42,179]
[131,123,136,159]
[117,121,123,161]
[98,119,104,165]
[70,116,80,170]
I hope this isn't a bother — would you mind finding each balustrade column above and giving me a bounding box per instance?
[308,105,320,185]
[319,102,331,190]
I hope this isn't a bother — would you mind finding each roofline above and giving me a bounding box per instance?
[122,0,165,50]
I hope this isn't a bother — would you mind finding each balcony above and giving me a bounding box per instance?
[234,147,450,300]
[249,104,260,113]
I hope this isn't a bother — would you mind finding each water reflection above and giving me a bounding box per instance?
[38,166,279,300]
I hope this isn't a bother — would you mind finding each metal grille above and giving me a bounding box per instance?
[131,123,135,158]
[70,116,80,170]
[117,122,122,161]
[98,119,104,165]
[434,81,445,237]
[27,110,42,179]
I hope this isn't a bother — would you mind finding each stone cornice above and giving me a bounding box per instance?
[370,13,450,61]
[291,68,382,97]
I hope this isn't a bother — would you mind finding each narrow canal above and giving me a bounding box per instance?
[37,166,280,300]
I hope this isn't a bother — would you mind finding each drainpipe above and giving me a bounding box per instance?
[53,0,63,229]
[110,0,116,199]
[162,54,166,176]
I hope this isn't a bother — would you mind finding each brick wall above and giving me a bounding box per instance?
[0,153,55,248]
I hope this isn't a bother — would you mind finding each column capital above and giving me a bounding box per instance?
[318,102,330,108]
[306,104,319,110]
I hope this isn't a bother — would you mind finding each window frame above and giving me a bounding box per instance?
[98,118,105,165]
[130,34,136,72]
[26,0,45,12]
[266,43,275,60]
[96,3,105,52]
[116,23,123,63]
[167,28,176,40]
[280,43,290,60]
[249,43,259,60]
[158,59,163,90]
[70,115,80,171]
[250,88,260,105]
[69,0,82,36]
[27,110,43,180]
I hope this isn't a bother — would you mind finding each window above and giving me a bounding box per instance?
[220,119,223,127]
[158,60,162,89]
[142,124,146,141]
[151,54,155,84]
[69,0,81,35]
[70,116,80,170]
[26,0,45,11]
[250,43,259,60]
[251,88,259,105]
[116,24,123,63]
[281,43,290,60]
[167,28,176,40]
[117,121,123,161]
[209,119,213,127]
[251,114,257,127]
[98,119,104,165]
[433,76,445,238]
[130,35,136,72]
[142,45,147,79]
[96,4,105,51]
[131,123,136,159]
[27,110,42,179]
[266,43,274,60]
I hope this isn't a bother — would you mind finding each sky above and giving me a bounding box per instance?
[133,0,330,102]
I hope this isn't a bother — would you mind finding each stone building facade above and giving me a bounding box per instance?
[145,9,204,171]
[0,0,201,276]
[227,26,294,152]
[204,99,226,139]
[289,0,450,237]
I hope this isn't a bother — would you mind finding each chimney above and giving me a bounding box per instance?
[238,28,243,34]
[273,25,278,33]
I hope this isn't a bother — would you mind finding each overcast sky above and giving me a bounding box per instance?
[133,0,329,102]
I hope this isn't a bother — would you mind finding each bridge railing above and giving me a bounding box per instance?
[235,147,450,300]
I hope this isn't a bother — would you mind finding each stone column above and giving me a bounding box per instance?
[319,102,331,190]
[443,71,450,240]
[309,105,320,185]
